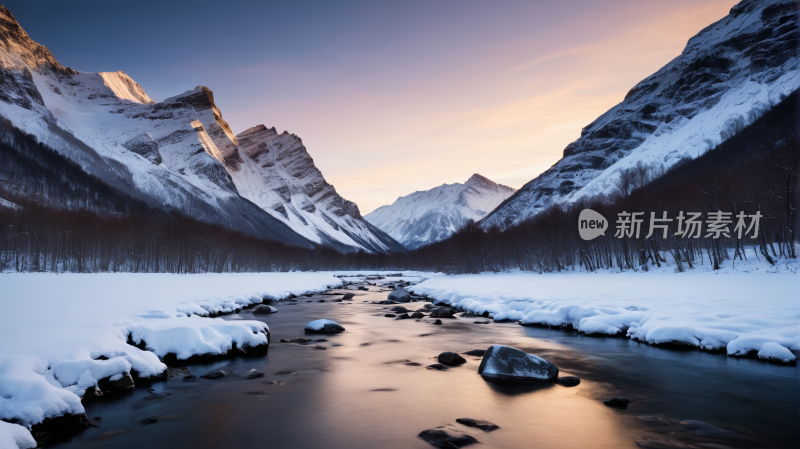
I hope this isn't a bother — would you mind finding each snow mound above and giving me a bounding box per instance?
[756,342,796,363]
[0,420,36,449]
[130,316,268,360]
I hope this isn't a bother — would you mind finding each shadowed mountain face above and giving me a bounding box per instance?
[0,5,403,253]
[365,174,516,249]
[481,0,799,230]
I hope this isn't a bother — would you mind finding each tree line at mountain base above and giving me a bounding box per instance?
[1,91,797,273]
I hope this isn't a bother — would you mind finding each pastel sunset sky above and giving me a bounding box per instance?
[9,0,738,213]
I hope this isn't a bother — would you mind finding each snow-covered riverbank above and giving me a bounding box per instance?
[409,257,799,364]
[0,272,347,447]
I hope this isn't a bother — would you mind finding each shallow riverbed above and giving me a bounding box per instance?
[50,285,798,448]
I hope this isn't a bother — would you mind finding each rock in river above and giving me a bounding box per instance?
[429,307,455,318]
[388,287,411,302]
[462,349,486,357]
[455,418,499,432]
[200,369,232,379]
[342,293,355,300]
[305,319,346,333]
[437,352,466,366]
[555,376,581,387]
[418,424,478,448]
[252,305,278,314]
[243,369,264,379]
[410,311,426,319]
[395,313,410,320]
[477,345,558,382]
[602,398,630,409]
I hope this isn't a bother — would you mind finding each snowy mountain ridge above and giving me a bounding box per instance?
[365,174,516,249]
[481,0,799,229]
[0,6,402,253]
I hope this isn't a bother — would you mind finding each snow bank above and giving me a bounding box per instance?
[410,258,799,362]
[0,272,340,433]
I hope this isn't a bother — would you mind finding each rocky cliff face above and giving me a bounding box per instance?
[365,174,516,249]
[481,0,799,229]
[0,5,402,252]
[235,125,405,253]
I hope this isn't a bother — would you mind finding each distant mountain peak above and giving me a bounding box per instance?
[365,174,516,249]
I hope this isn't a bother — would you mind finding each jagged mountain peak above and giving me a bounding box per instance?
[365,174,516,249]
[481,0,799,229]
[0,5,404,253]
[0,5,75,75]
[232,123,404,252]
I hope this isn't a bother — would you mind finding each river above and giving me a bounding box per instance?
[49,283,798,448]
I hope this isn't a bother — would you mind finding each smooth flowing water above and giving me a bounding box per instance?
[50,285,798,448]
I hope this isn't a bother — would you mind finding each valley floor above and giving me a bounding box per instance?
[0,261,796,447]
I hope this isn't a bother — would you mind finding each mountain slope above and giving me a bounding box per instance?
[232,125,406,253]
[365,174,516,249]
[0,5,400,253]
[481,0,799,229]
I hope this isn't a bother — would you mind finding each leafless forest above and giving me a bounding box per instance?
[1,92,797,273]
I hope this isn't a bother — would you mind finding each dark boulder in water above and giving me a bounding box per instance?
[388,287,411,302]
[304,319,345,333]
[418,425,478,448]
[437,351,466,366]
[252,305,277,314]
[429,307,455,318]
[555,376,581,387]
[200,369,232,380]
[602,398,630,409]
[455,418,499,432]
[477,345,558,382]
[243,369,264,379]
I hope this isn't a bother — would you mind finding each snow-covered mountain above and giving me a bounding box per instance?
[365,174,516,249]
[0,6,402,253]
[481,0,799,229]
